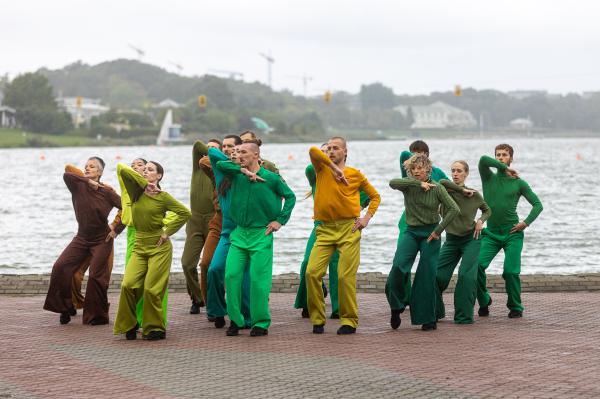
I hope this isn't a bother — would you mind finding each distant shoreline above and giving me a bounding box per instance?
[1,127,598,149]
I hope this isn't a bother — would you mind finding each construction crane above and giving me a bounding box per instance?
[168,61,183,73]
[206,69,244,81]
[287,74,314,97]
[128,44,145,60]
[259,51,275,88]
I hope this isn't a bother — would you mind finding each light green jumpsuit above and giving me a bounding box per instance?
[114,165,191,336]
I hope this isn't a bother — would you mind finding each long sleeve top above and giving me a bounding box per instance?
[439,179,492,236]
[309,147,381,221]
[190,141,216,217]
[216,161,296,228]
[306,164,371,209]
[119,164,191,236]
[400,150,449,182]
[208,147,236,234]
[389,177,459,235]
[479,155,543,228]
[116,163,134,226]
[63,165,124,241]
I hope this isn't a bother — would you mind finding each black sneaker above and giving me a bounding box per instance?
[190,301,201,314]
[214,316,226,328]
[89,318,108,326]
[330,313,339,319]
[508,310,523,318]
[250,327,268,337]
[59,312,71,325]
[301,308,309,318]
[126,324,139,340]
[207,316,216,322]
[144,330,166,340]
[478,297,492,317]
[313,324,325,334]
[390,309,401,330]
[337,325,356,335]
[422,322,437,331]
[226,322,240,336]
[69,308,77,316]
[322,283,328,298]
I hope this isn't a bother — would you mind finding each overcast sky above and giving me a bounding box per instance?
[2,0,599,95]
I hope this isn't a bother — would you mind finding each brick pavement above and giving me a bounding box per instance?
[0,292,599,398]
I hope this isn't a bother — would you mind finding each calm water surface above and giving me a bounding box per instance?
[0,138,597,275]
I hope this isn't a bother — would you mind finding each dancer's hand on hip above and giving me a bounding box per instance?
[510,221,527,233]
[427,232,440,243]
[352,214,372,232]
[473,220,484,239]
[265,221,282,235]
[156,233,169,247]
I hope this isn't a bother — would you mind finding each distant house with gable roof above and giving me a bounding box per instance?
[394,101,477,129]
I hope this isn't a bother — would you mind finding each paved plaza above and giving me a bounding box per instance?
[1,292,598,398]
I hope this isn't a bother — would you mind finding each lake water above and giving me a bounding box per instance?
[0,137,597,275]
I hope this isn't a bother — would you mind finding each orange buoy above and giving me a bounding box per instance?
[287,154,294,160]
[115,154,122,160]
[576,153,583,160]
[39,154,45,160]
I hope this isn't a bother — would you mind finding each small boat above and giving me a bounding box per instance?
[156,109,185,145]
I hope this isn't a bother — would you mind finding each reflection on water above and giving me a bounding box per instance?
[1,137,598,275]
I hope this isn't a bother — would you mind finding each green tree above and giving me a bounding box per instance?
[3,73,72,134]
[359,83,396,110]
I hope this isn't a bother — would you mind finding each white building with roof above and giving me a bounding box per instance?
[0,105,16,128]
[57,97,110,126]
[509,117,533,130]
[395,101,476,129]
[154,98,181,108]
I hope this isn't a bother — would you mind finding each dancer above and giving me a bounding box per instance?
[207,136,251,328]
[395,140,449,309]
[218,141,296,337]
[182,141,215,314]
[294,144,372,319]
[69,165,122,313]
[44,157,124,325]
[114,161,191,340]
[239,130,279,173]
[306,137,380,335]
[435,161,492,324]
[386,153,459,331]
[476,144,543,318]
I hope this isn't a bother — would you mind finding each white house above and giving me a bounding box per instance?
[154,98,181,109]
[0,105,16,128]
[57,97,110,126]
[395,101,477,129]
[509,118,533,130]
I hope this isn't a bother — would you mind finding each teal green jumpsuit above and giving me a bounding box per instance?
[435,179,492,324]
[218,161,296,330]
[476,156,543,313]
[386,177,459,325]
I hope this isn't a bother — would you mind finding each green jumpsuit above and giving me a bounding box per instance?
[114,165,191,337]
[435,179,492,324]
[218,161,296,330]
[396,151,449,307]
[117,163,170,326]
[181,141,215,305]
[294,164,370,317]
[386,177,459,325]
[476,156,543,313]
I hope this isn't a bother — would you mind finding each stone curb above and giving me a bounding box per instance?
[1,272,599,295]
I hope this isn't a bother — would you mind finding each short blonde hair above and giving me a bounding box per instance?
[404,153,432,177]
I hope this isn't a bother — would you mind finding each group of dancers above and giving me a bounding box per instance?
[43,132,543,339]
